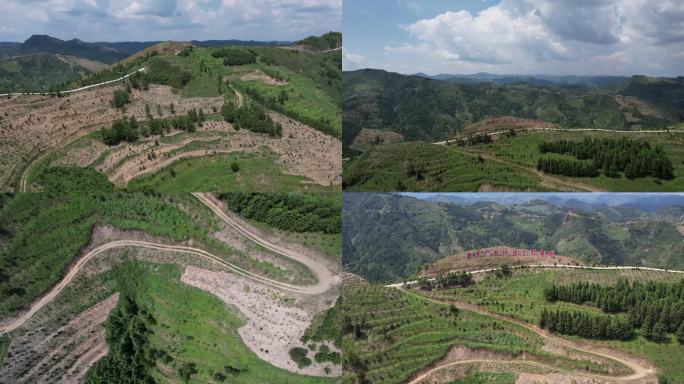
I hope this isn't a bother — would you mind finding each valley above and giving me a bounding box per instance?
[342,69,684,192]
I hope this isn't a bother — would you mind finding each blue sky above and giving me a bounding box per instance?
[0,0,341,42]
[343,0,684,76]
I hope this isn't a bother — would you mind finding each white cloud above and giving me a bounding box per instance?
[380,0,684,76]
[0,0,340,41]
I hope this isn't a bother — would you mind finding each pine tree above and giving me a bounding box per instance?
[676,321,684,344]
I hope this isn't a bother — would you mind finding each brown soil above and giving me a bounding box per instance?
[0,294,119,384]
[351,128,404,149]
[107,114,341,187]
[425,247,581,276]
[53,139,109,168]
[0,82,223,191]
[181,266,341,377]
[462,117,558,136]
[240,70,289,85]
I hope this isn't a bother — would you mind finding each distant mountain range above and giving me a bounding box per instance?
[410,193,684,212]
[0,34,295,64]
[413,72,631,88]
[343,193,684,282]
[343,68,684,154]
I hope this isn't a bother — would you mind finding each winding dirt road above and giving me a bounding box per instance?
[394,271,659,383]
[0,193,337,335]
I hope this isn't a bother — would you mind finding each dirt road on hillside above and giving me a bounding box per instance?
[401,289,655,383]
[192,192,338,289]
[446,146,603,192]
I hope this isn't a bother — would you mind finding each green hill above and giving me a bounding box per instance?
[295,32,341,51]
[342,193,684,283]
[343,69,683,155]
[0,53,105,93]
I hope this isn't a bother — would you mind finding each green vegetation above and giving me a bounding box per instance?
[127,152,336,193]
[0,53,96,93]
[539,138,674,179]
[295,32,342,51]
[450,372,517,384]
[0,193,204,317]
[545,279,684,342]
[314,344,342,365]
[141,56,192,88]
[221,101,282,136]
[0,334,9,367]
[343,142,542,192]
[454,130,684,191]
[101,117,140,145]
[431,268,684,383]
[343,69,681,155]
[33,166,115,193]
[539,308,633,340]
[112,88,131,109]
[217,192,341,234]
[342,193,684,282]
[537,157,599,177]
[289,347,312,368]
[85,260,331,383]
[85,294,156,383]
[212,48,257,66]
[338,283,612,384]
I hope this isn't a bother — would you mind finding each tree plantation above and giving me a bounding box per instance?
[544,279,684,343]
[539,138,674,179]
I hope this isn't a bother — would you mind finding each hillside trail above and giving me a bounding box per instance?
[0,67,145,98]
[0,193,337,334]
[398,287,654,383]
[444,145,604,192]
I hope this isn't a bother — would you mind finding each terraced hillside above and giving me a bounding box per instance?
[335,282,650,384]
[0,34,341,192]
[418,267,684,383]
[0,192,342,383]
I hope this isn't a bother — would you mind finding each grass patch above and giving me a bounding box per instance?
[451,371,517,384]
[127,152,337,193]
[89,260,332,383]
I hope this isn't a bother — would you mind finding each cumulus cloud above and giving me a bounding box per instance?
[382,0,684,76]
[0,0,340,41]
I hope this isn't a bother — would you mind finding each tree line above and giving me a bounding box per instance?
[537,157,599,177]
[539,137,674,179]
[544,279,684,343]
[539,308,634,340]
[416,271,474,291]
[221,101,282,136]
[101,107,205,146]
[217,192,341,234]
[85,294,157,383]
[237,85,337,136]
[211,48,257,66]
